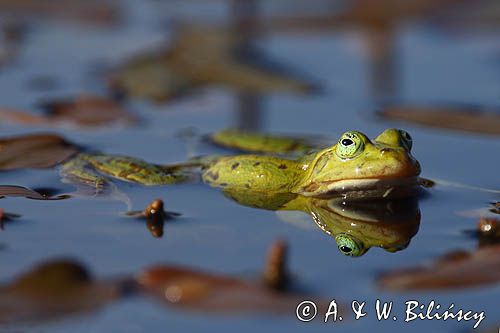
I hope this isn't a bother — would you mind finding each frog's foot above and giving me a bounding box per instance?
[59,154,109,196]
[207,128,317,155]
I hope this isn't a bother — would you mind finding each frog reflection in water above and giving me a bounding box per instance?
[60,129,423,201]
[223,188,421,256]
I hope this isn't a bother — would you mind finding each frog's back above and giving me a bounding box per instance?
[202,155,301,193]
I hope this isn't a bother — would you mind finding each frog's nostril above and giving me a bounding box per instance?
[380,148,392,154]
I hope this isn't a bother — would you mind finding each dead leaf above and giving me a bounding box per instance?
[39,95,137,127]
[0,95,137,128]
[0,185,69,200]
[0,0,119,26]
[0,133,79,170]
[377,244,500,291]
[378,104,500,135]
[0,259,122,325]
[137,240,332,315]
[109,25,318,102]
[137,265,321,314]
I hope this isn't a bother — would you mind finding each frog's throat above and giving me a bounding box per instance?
[297,176,420,197]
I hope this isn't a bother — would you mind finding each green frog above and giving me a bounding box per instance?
[203,128,422,199]
[59,128,422,200]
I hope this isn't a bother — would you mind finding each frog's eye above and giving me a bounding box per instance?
[398,130,412,151]
[336,132,364,159]
[335,234,365,257]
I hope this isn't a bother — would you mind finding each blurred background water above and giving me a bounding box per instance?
[0,1,499,332]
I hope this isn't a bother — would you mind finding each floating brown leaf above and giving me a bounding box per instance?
[137,240,332,315]
[137,265,318,314]
[0,259,122,325]
[377,244,500,291]
[0,0,119,26]
[39,95,137,127]
[260,0,465,32]
[0,185,69,200]
[0,95,137,128]
[378,105,500,135]
[0,133,79,170]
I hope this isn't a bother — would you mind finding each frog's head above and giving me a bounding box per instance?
[298,129,421,198]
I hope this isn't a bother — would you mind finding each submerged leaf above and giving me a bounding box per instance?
[39,95,137,127]
[109,25,318,102]
[377,244,500,291]
[0,95,137,128]
[137,240,330,314]
[378,104,500,135]
[0,259,122,325]
[0,0,120,26]
[0,133,79,170]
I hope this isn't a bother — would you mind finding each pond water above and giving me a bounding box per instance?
[0,1,499,332]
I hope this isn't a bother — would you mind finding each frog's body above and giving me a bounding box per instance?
[203,128,421,199]
[203,154,305,193]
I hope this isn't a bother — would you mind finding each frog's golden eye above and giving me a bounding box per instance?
[335,234,365,257]
[399,130,412,151]
[336,131,364,159]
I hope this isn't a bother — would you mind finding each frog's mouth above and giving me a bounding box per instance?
[301,176,422,199]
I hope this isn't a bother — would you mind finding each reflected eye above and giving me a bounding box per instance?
[336,131,364,159]
[335,234,365,257]
[399,130,412,151]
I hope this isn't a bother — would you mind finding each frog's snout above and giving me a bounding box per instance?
[379,148,421,178]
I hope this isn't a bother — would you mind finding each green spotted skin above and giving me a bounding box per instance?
[62,153,190,186]
[60,156,107,189]
[202,129,421,197]
[202,155,304,193]
[81,153,189,185]
[210,128,314,154]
